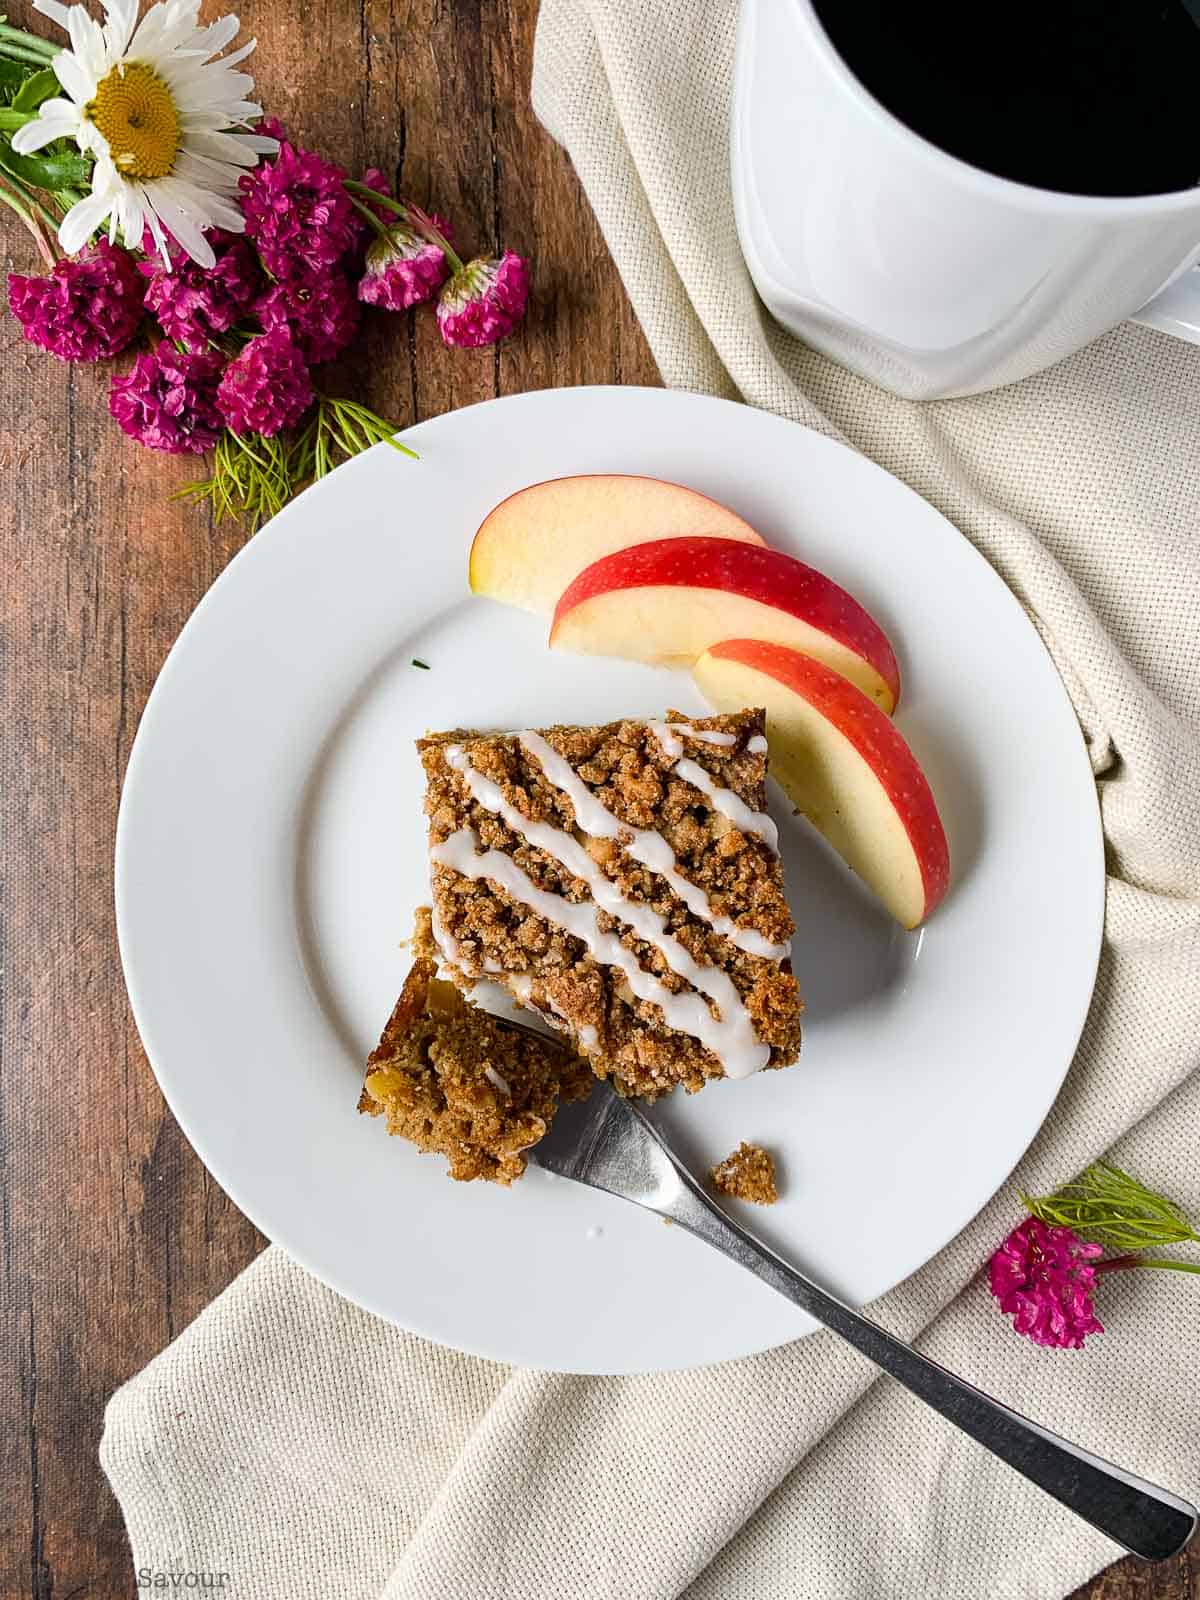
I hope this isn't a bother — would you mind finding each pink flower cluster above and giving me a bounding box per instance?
[9,240,143,361]
[109,347,224,456]
[359,214,455,312]
[7,122,531,463]
[139,230,260,352]
[989,1216,1104,1349]
[436,251,530,349]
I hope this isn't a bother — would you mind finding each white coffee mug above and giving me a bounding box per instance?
[732,0,1200,399]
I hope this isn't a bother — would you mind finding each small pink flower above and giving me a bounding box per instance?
[436,250,529,348]
[989,1216,1104,1349]
[9,240,143,361]
[358,217,453,311]
[140,230,261,352]
[256,269,359,363]
[109,346,225,455]
[217,330,312,436]
[239,141,361,281]
[254,116,288,142]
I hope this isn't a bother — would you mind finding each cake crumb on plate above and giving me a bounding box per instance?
[710,1141,778,1205]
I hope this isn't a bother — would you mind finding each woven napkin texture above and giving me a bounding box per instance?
[102,2,1200,1595]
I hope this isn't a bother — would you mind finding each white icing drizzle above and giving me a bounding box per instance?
[747,734,768,755]
[673,757,780,854]
[431,823,769,1079]
[506,970,597,1050]
[648,721,684,759]
[647,720,737,758]
[483,1064,511,1095]
[517,731,786,960]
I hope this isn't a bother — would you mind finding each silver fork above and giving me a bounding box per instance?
[529,1081,1197,1562]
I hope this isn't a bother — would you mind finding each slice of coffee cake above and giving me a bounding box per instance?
[418,710,802,1099]
[359,957,594,1183]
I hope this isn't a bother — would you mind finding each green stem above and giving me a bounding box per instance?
[19,181,61,234]
[0,158,65,235]
[0,42,50,66]
[344,179,410,220]
[406,202,464,273]
[343,182,464,270]
[346,193,393,245]
[0,22,59,59]
[1094,1253,1200,1275]
[0,173,53,266]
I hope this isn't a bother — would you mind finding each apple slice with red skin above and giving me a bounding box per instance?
[469,474,765,615]
[551,537,901,713]
[693,639,949,928]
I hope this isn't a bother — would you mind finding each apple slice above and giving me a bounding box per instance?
[469,474,765,615]
[552,537,901,713]
[693,639,949,927]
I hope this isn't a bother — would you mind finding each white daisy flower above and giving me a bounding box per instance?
[11,0,277,268]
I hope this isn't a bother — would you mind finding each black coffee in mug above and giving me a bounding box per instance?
[810,0,1200,198]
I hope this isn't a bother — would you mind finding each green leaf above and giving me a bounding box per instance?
[0,137,90,190]
[0,56,27,90]
[11,66,58,112]
[1023,1160,1200,1252]
[178,399,416,535]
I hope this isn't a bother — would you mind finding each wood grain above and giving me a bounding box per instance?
[0,1,1188,1596]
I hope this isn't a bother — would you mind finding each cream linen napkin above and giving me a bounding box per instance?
[102,2,1200,1595]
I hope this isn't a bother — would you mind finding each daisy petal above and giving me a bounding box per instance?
[191,13,239,57]
[66,5,109,80]
[127,0,198,66]
[36,96,82,120]
[59,188,117,254]
[164,66,256,106]
[101,0,139,58]
[204,198,245,232]
[232,134,278,156]
[135,0,203,63]
[161,170,244,226]
[143,184,215,267]
[179,127,266,166]
[213,35,255,68]
[139,197,170,265]
[52,48,96,106]
[32,0,73,30]
[10,112,81,153]
[114,183,144,250]
[76,120,111,159]
[171,149,243,192]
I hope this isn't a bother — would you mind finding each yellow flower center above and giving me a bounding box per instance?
[86,62,180,179]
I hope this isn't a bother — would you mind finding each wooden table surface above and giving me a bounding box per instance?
[0,2,1192,1595]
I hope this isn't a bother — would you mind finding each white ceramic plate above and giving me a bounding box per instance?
[116,386,1103,1374]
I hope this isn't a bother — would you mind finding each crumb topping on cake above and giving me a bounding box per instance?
[418,710,803,1098]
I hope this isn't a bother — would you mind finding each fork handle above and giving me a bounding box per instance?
[660,1152,1196,1562]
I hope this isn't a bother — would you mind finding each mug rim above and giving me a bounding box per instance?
[795,0,1200,217]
